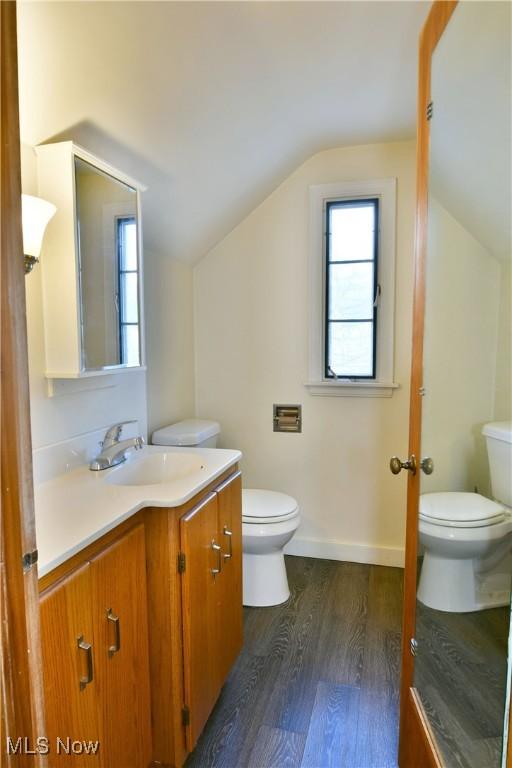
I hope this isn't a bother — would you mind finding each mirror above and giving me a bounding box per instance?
[75,156,141,370]
[414,3,512,766]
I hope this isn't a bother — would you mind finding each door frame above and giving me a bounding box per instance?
[1,2,47,765]
[398,2,512,766]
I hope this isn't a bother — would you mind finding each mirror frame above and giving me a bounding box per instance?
[73,145,146,375]
[35,140,147,379]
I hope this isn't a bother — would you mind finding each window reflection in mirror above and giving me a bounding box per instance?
[74,157,141,370]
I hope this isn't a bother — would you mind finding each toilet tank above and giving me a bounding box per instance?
[152,419,220,448]
[482,421,512,507]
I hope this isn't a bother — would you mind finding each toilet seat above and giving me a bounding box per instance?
[420,492,505,529]
[242,489,299,525]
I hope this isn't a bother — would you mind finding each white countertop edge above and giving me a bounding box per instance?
[37,502,148,578]
[37,448,242,579]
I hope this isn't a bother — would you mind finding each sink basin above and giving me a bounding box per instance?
[107,451,206,487]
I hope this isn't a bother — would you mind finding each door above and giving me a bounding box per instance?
[91,524,152,768]
[1,3,47,763]
[216,471,243,684]
[180,492,222,750]
[39,564,100,765]
[398,2,512,766]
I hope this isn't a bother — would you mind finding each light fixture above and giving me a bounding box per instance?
[21,194,56,274]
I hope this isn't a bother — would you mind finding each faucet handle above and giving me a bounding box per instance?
[103,420,138,447]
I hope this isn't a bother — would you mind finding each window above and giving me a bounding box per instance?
[307,178,398,397]
[325,198,379,379]
[116,216,140,366]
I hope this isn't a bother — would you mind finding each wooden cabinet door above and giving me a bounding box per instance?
[180,492,222,750]
[91,524,152,768]
[216,471,243,684]
[40,563,101,765]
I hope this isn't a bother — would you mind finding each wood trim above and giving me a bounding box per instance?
[398,2,457,766]
[1,2,47,765]
[400,688,443,768]
[508,697,512,768]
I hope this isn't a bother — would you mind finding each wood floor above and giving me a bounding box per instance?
[415,601,510,768]
[185,556,403,768]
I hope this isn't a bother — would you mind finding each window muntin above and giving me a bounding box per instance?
[117,216,140,366]
[325,198,379,379]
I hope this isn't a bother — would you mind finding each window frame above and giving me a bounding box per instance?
[324,197,380,380]
[307,178,398,398]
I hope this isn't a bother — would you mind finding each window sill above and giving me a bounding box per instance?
[304,380,399,398]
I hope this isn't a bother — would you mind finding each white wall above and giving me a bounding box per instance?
[144,251,195,436]
[495,260,512,422]
[194,141,417,566]
[421,198,501,498]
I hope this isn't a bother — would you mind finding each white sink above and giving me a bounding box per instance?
[107,451,206,486]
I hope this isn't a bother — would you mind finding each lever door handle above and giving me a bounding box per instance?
[211,540,222,576]
[107,608,121,656]
[77,635,94,690]
[223,526,233,560]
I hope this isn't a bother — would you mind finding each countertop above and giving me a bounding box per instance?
[35,445,241,578]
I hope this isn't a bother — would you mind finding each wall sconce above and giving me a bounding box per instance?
[21,194,56,274]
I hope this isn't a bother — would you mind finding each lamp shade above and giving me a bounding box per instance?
[21,194,56,258]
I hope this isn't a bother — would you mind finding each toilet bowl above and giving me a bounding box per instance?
[417,492,512,612]
[242,489,300,607]
[418,421,512,613]
[152,419,301,608]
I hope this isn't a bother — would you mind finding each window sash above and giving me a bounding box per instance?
[116,216,140,365]
[324,198,379,379]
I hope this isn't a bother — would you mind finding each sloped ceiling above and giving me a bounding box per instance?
[429,1,511,259]
[17,1,429,264]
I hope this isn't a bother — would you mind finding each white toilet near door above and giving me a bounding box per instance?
[418,421,512,613]
[152,419,301,607]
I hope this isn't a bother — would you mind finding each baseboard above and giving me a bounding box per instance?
[284,536,405,568]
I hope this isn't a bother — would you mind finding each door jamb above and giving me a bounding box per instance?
[1,2,47,765]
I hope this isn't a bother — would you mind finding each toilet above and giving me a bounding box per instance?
[417,421,512,613]
[151,419,301,608]
[241,489,300,607]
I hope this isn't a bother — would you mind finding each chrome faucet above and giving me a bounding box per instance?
[90,421,144,471]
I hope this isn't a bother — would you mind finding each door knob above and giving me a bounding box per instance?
[389,455,434,476]
[420,457,434,475]
[389,455,417,475]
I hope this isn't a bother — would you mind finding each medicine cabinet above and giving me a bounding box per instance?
[36,141,146,378]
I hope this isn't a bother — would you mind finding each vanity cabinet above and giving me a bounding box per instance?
[39,524,152,767]
[39,466,243,768]
[180,471,243,749]
[40,563,100,765]
[215,471,243,685]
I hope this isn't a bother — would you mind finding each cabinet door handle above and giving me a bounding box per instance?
[211,540,222,576]
[223,526,233,560]
[77,635,94,691]
[106,608,121,656]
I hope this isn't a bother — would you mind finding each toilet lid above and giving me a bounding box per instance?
[242,489,299,523]
[420,492,505,528]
